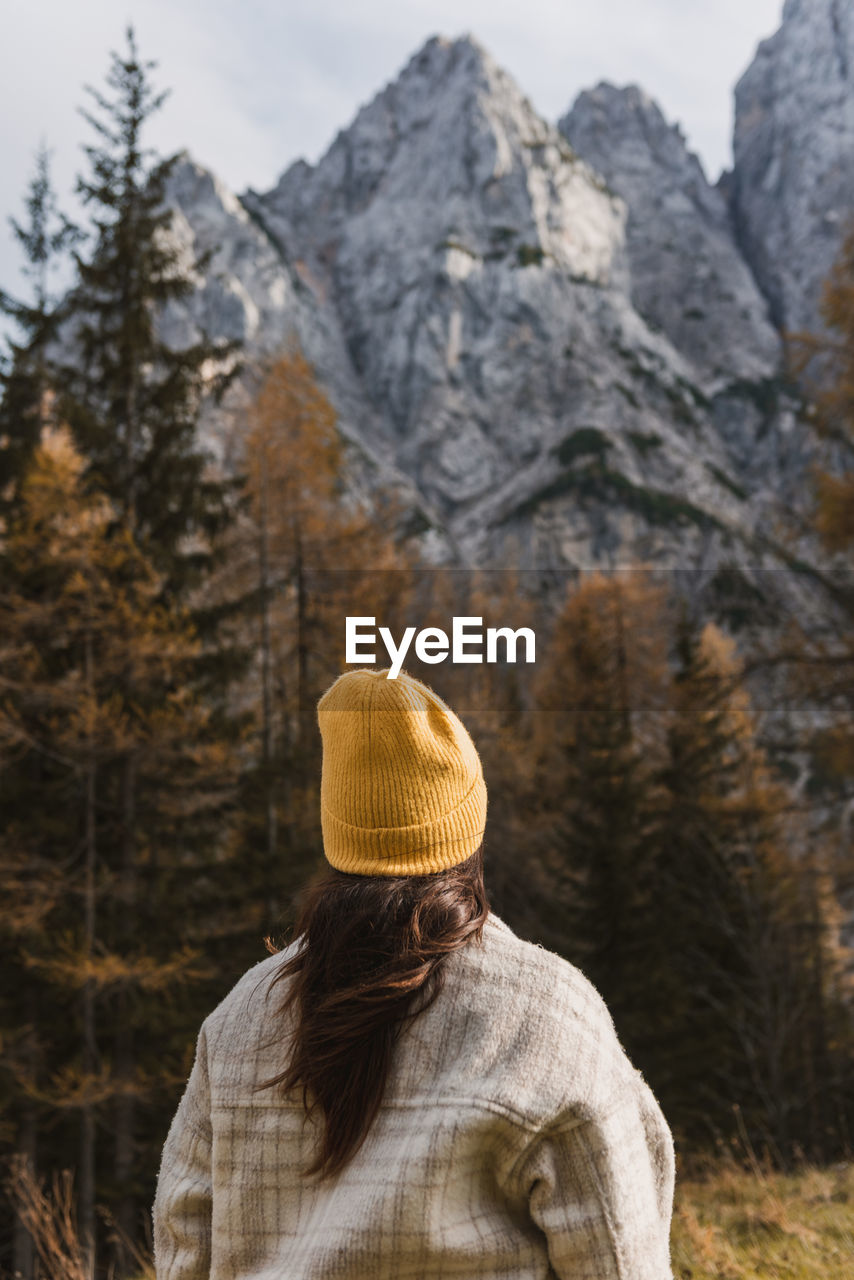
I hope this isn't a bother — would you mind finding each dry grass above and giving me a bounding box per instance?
[5,1154,89,1280]
[672,1158,854,1279]
[4,1154,154,1280]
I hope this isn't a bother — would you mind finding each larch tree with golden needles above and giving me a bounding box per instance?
[787,218,854,556]
[0,427,238,1278]
[777,218,854,1096]
[649,610,851,1164]
[217,341,416,936]
[781,219,854,962]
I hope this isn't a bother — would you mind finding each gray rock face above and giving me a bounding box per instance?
[153,30,830,603]
[157,154,444,547]
[728,0,854,335]
[245,35,630,506]
[559,83,780,385]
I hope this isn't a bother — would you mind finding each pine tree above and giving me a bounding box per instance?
[36,29,251,1263]
[649,611,850,1162]
[0,426,239,1276]
[647,612,758,1138]
[0,143,81,511]
[57,23,240,598]
[526,571,670,1047]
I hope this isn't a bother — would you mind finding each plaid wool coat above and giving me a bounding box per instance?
[153,912,676,1278]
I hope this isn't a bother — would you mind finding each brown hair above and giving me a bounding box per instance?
[255,844,489,1180]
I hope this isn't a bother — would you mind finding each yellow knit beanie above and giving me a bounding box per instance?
[317,667,487,876]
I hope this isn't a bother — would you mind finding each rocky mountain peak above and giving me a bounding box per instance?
[264,34,519,221]
[562,81,708,185]
[251,32,627,297]
[560,82,780,384]
[154,20,828,594]
[235,32,632,504]
[728,0,854,334]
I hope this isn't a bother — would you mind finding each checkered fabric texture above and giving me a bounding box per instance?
[153,913,676,1278]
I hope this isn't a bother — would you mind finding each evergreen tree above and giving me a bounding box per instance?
[522,576,852,1163]
[0,143,81,509]
[57,23,240,598]
[648,611,759,1138]
[526,572,670,1047]
[1,155,79,1264]
[649,611,850,1162]
[33,29,250,1264]
[0,426,239,1276]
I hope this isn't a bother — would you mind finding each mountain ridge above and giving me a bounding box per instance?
[147,10,846,614]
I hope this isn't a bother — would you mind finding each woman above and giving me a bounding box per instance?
[153,667,675,1278]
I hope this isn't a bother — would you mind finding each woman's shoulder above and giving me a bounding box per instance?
[470,912,618,1032]
[439,912,635,1125]
[201,942,300,1046]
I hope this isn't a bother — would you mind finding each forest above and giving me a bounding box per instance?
[1,26,853,1280]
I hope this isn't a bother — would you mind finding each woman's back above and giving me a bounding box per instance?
[154,911,674,1279]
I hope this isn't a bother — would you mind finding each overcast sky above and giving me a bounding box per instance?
[1,0,784,319]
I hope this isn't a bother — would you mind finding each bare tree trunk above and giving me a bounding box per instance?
[13,787,41,1280]
[12,1096,37,1279]
[294,523,310,843]
[122,278,140,535]
[804,861,831,1160]
[114,752,137,1273]
[294,525,308,761]
[258,460,277,911]
[612,584,631,739]
[80,629,97,1280]
[111,271,140,1276]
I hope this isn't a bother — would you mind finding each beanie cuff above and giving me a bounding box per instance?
[321,772,487,876]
